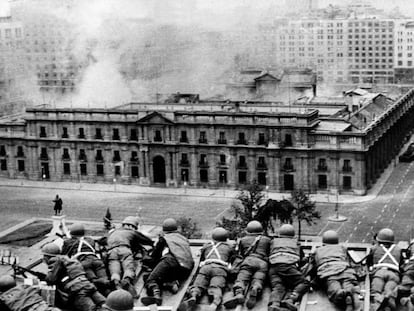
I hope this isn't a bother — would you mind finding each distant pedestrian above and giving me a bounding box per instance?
[53,194,63,215]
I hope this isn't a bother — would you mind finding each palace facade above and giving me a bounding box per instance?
[0,89,413,196]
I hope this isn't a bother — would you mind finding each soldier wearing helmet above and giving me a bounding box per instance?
[307,230,361,311]
[182,227,235,311]
[106,215,153,297]
[61,223,110,295]
[266,224,309,311]
[141,218,194,306]
[366,228,403,311]
[0,275,61,311]
[223,220,271,309]
[103,289,134,311]
[42,242,106,311]
[397,238,414,309]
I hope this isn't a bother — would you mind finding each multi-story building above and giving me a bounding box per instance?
[0,89,413,196]
[394,20,414,83]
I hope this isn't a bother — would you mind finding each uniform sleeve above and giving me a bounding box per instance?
[151,237,167,260]
[45,258,64,284]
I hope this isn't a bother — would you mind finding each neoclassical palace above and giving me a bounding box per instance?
[0,90,413,196]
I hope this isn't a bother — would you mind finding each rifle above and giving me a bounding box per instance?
[12,264,47,281]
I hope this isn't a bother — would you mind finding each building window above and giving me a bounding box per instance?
[284,134,292,146]
[131,151,138,162]
[154,130,162,142]
[180,153,189,166]
[258,157,267,169]
[40,148,48,160]
[0,145,6,156]
[318,175,327,189]
[113,150,121,162]
[80,163,87,175]
[219,154,226,165]
[40,126,47,137]
[343,176,352,189]
[130,129,138,141]
[131,166,139,177]
[258,172,266,185]
[62,148,70,160]
[96,150,104,162]
[181,169,189,182]
[284,174,294,191]
[318,158,327,171]
[343,159,352,172]
[258,133,266,145]
[95,128,103,139]
[238,171,247,184]
[180,131,188,143]
[115,165,121,176]
[199,154,208,166]
[78,128,85,139]
[218,132,227,144]
[237,132,247,144]
[238,155,247,169]
[219,170,227,184]
[1,159,7,170]
[283,158,293,171]
[63,163,71,175]
[79,149,87,161]
[199,131,207,143]
[62,127,68,138]
[200,169,208,182]
[18,160,25,172]
[96,164,104,176]
[17,146,24,157]
[112,129,120,140]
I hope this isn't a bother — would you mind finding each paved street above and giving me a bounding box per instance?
[0,159,414,242]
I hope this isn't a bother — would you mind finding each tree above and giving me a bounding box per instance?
[217,181,265,239]
[290,189,321,240]
[176,217,202,239]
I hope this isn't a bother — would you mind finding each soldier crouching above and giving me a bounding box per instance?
[223,220,271,309]
[268,224,310,311]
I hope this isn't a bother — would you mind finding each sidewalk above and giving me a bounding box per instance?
[0,162,393,204]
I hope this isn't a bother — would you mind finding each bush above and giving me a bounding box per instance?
[177,217,202,239]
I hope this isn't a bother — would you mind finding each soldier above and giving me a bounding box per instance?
[141,218,194,306]
[267,224,310,311]
[42,242,106,311]
[102,289,134,311]
[366,228,403,311]
[309,230,361,311]
[398,239,414,309]
[106,216,153,297]
[183,227,235,311]
[223,220,271,309]
[0,275,61,311]
[62,223,110,295]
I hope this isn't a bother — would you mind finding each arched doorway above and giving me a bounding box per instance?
[153,155,166,183]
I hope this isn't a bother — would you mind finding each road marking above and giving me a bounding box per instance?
[358,221,361,225]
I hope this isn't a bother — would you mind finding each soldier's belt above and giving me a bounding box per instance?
[200,259,230,269]
[269,252,299,264]
[72,252,100,260]
[373,263,399,272]
[63,275,88,290]
[107,244,131,251]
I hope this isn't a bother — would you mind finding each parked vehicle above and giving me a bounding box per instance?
[400,143,414,162]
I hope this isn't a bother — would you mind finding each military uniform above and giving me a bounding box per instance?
[398,242,414,303]
[189,238,235,308]
[106,226,153,284]
[45,256,106,311]
[62,236,110,294]
[141,231,194,306]
[0,285,61,311]
[268,236,310,310]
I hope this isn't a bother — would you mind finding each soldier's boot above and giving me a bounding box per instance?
[371,293,385,311]
[163,280,180,294]
[268,301,283,311]
[345,295,353,311]
[246,286,261,309]
[180,288,201,311]
[386,297,397,311]
[223,287,245,309]
[141,284,162,306]
[352,292,362,311]
[281,291,300,311]
[120,277,137,298]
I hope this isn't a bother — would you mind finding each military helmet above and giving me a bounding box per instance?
[322,230,339,244]
[41,243,61,256]
[69,223,85,237]
[246,221,263,234]
[212,227,229,242]
[376,228,394,243]
[0,275,16,292]
[162,218,178,232]
[279,224,295,238]
[104,289,134,311]
[122,216,138,229]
